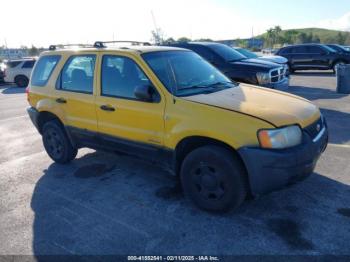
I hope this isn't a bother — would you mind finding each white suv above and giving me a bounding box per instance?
[4,58,36,87]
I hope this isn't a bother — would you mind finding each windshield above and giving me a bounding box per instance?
[142,51,236,97]
[209,44,246,62]
[235,48,258,59]
[327,44,347,52]
[323,45,337,53]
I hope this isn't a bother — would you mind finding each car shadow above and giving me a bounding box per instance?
[31,150,350,256]
[291,71,335,77]
[0,86,26,94]
[320,108,350,145]
[288,85,348,101]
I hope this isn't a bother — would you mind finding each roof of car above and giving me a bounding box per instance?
[43,45,187,55]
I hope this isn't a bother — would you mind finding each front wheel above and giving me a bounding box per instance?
[42,120,77,164]
[180,145,247,212]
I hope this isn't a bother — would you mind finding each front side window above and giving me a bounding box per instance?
[58,55,96,93]
[22,60,36,68]
[143,51,235,97]
[101,55,152,99]
[31,55,61,86]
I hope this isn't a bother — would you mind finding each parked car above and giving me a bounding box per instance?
[262,48,277,55]
[326,44,350,54]
[0,61,6,83]
[233,47,289,75]
[166,42,289,89]
[4,58,36,87]
[27,41,327,212]
[276,44,350,73]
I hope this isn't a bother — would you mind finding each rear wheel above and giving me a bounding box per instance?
[42,120,77,164]
[180,145,247,212]
[15,75,29,87]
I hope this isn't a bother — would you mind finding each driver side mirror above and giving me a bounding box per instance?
[134,85,154,102]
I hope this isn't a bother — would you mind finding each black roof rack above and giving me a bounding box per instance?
[49,44,94,50]
[93,41,151,48]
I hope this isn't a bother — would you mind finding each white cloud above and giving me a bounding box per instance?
[317,12,350,31]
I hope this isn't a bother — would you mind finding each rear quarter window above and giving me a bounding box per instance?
[31,55,61,86]
[6,61,22,68]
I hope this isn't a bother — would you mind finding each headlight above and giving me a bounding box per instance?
[256,72,271,85]
[258,125,302,149]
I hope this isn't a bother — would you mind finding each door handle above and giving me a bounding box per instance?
[100,105,115,112]
[56,97,67,104]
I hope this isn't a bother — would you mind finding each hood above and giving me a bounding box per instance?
[258,55,288,64]
[182,84,320,128]
[231,58,281,71]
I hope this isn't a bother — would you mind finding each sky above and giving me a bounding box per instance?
[1,0,350,47]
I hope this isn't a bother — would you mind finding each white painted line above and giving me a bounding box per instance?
[0,115,27,122]
[328,143,350,149]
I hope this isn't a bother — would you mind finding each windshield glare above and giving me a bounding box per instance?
[235,48,258,59]
[142,51,235,96]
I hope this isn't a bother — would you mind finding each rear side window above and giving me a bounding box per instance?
[292,46,308,54]
[58,55,96,94]
[22,60,36,68]
[31,55,61,86]
[6,61,22,68]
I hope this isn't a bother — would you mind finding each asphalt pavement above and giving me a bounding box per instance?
[0,72,349,257]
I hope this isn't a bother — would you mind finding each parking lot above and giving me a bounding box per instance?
[0,72,349,256]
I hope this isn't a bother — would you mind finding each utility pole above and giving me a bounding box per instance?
[151,10,160,44]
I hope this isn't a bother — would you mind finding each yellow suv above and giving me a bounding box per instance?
[27,41,328,212]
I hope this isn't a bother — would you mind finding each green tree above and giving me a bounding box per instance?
[283,30,299,44]
[151,28,165,45]
[345,34,350,45]
[195,38,213,42]
[164,37,176,43]
[336,32,346,45]
[177,37,191,42]
[296,33,308,44]
[312,34,321,43]
[29,45,39,56]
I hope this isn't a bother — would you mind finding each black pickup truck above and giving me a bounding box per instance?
[166,42,289,89]
[276,43,350,73]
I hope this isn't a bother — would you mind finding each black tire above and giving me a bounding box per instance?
[333,61,346,74]
[180,145,247,212]
[42,120,77,164]
[15,75,29,87]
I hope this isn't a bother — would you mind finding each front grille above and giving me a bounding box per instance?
[270,67,285,83]
[304,117,324,140]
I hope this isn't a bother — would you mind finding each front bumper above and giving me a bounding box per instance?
[238,127,328,196]
[262,77,289,90]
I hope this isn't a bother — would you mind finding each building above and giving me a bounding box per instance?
[0,48,29,60]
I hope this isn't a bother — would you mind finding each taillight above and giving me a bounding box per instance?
[26,86,30,102]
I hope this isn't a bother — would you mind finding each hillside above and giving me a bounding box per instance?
[258,27,350,45]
